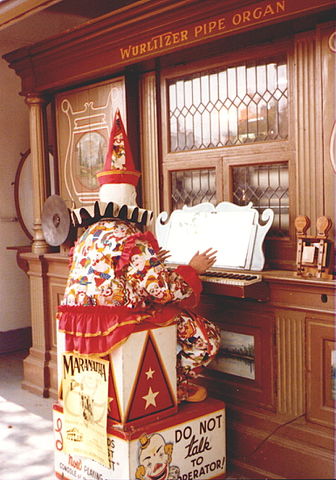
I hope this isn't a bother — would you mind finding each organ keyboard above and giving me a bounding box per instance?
[199,270,269,301]
[199,271,262,286]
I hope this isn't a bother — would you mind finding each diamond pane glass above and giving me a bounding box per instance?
[232,163,289,236]
[171,169,216,210]
[168,57,288,151]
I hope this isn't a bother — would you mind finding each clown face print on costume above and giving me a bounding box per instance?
[131,249,147,272]
[135,433,179,480]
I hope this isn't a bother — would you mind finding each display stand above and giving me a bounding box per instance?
[54,324,226,479]
[294,215,333,279]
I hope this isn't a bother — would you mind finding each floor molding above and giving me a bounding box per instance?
[0,327,32,353]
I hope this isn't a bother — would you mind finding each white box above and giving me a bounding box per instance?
[58,324,178,428]
[53,398,226,480]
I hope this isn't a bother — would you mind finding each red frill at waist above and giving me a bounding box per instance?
[57,303,181,356]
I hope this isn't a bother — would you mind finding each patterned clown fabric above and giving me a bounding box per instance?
[58,219,220,402]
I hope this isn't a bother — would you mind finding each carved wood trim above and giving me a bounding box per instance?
[294,31,324,236]
[275,310,305,415]
[139,72,161,229]
[25,94,51,254]
[3,1,334,95]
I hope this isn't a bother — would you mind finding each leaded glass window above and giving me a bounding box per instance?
[232,163,289,237]
[168,57,288,152]
[171,168,216,210]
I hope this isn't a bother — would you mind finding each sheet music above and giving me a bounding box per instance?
[165,210,255,268]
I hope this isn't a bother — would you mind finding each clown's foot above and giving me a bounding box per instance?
[178,381,207,403]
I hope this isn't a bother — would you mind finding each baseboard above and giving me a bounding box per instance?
[0,327,32,353]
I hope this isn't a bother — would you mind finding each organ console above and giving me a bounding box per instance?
[156,201,274,302]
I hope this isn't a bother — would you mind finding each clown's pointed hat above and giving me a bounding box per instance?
[70,109,153,227]
[97,108,141,187]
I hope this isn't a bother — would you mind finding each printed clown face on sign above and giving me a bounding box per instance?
[135,433,174,480]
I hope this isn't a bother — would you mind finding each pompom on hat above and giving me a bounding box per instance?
[97,108,141,188]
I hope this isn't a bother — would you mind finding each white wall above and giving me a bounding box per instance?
[0,10,92,339]
[0,50,31,332]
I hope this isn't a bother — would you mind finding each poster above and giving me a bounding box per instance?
[62,353,110,467]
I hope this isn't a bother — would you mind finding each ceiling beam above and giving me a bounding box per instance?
[0,0,63,31]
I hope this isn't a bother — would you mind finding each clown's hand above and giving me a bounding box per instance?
[157,247,171,263]
[189,248,217,274]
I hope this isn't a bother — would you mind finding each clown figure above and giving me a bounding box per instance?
[58,109,220,404]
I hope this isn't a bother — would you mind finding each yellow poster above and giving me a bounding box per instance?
[62,353,109,467]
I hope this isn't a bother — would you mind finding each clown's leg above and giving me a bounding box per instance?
[176,311,220,402]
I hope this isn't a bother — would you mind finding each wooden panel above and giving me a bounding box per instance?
[46,254,68,398]
[55,77,126,209]
[319,23,336,243]
[294,31,324,234]
[139,71,161,229]
[198,297,275,410]
[275,309,305,415]
[268,278,335,314]
[306,316,336,427]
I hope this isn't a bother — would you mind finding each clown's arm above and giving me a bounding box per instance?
[125,238,216,307]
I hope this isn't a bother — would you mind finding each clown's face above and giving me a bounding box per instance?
[97,287,113,304]
[147,282,164,298]
[113,223,128,238]
[77,291,87,305]
[131,253,146,271]
[139,434,171,480]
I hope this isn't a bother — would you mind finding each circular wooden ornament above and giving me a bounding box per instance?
[294,215,310,235]
[316,216,332,236]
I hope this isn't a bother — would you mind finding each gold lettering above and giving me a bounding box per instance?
[181,30,188,41]
[276,0,285,13]
[218,18,226,30]
[132,45,139,56]
[208,21,217,33]
[232,13,242,25]
[172,32,180,44]
[243,10,251,22]
[194,24,203,37]
[157,33,165,48]
[147,40,154,52]
[120,46,131,59]
[232,1,285,26]
[253,7,263,19]
[264,4,275,16]
[152,37,159,50]
[165,34,172,46]
[120,1,287,61]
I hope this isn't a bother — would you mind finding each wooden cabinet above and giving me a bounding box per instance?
[20,251,335,478]
[196,273,335,478]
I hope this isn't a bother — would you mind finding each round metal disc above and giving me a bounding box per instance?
[42,195,70,246]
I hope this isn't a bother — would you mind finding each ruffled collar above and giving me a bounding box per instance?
[71,201,153,227]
